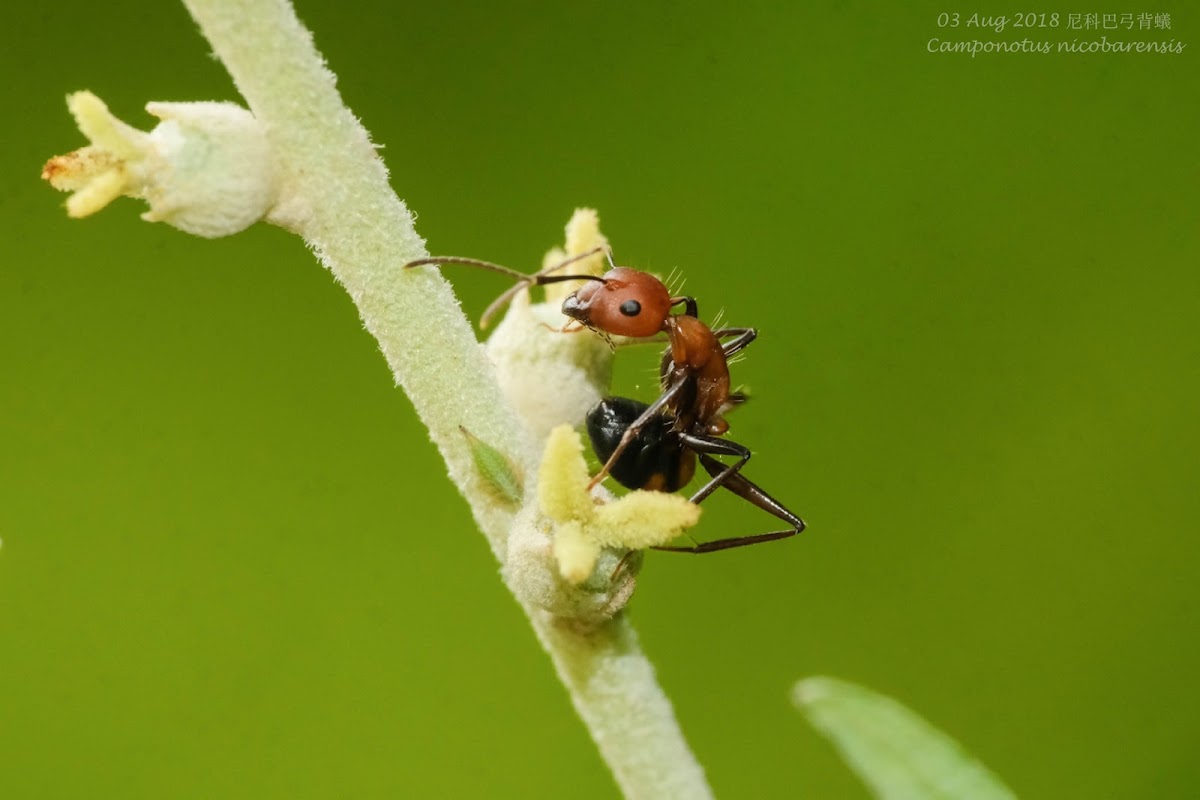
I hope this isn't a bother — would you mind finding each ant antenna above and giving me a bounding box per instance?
[404,246,611,328]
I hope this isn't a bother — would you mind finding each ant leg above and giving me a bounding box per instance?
[658,346,675,388]
[652,437,804,554]
[676,433,752,505]
[537,320,591,334]
[712,327,757,357]
[608,549,642,583]
[696,451,805,536]
[715,329,758,406]
[658,328,758,387]
[586,377,688,491]
[668,296,698,317]
[724,391,749,407]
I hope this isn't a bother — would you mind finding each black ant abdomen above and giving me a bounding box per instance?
[585,392,806,554]
[586,397,696,493]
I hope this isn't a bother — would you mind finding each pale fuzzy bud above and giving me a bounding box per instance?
[553,522,602,585]
[537,422,596,522]
[544,208,608,304]
[503,502,640,627]
[485,290,613,441]
[42,91,279,238]
[537,425,701,586]
[591,492,701,550]
[485,209,613,441]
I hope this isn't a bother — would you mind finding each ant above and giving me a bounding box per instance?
[404,247,805,553]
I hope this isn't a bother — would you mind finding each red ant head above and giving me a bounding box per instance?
[561,268,672,338]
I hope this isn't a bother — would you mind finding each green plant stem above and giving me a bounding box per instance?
[178,1,712,796]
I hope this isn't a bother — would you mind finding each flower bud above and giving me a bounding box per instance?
[43,91,279,238]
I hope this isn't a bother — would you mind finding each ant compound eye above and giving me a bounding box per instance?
[619,299,642,317]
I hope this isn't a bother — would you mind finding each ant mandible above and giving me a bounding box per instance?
[404,246,806,553]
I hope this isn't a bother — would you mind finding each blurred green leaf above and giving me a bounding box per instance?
[794,677,1017,800]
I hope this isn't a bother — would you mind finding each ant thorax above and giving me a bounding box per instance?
[664,314,731,432]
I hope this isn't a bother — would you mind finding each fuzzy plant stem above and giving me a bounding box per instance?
[179,0,712,796]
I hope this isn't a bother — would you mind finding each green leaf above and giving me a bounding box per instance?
[459,426,523,505]
[793,677,1017,800]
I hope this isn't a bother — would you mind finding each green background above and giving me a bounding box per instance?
[3,2,1197,797]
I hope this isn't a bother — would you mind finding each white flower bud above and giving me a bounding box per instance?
[485,289,612,441]
[485,209,614,441]
[42,91,279,238]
